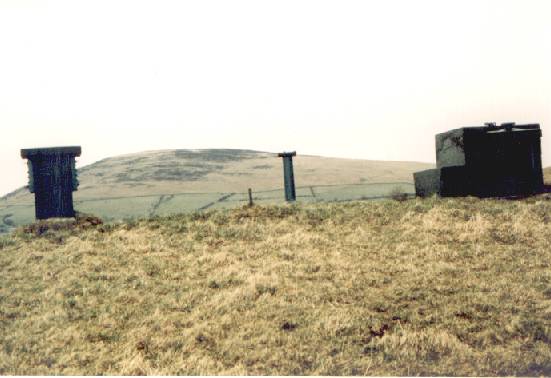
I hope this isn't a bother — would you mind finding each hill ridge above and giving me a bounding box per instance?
[4,149,433,201]
[0,149,435,229]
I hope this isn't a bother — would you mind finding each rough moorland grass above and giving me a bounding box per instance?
[1,197,551,375]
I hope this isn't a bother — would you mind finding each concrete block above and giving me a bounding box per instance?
[414,169,440,197]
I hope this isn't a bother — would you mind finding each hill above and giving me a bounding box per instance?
[544,166,551,184]
[0,197,550,375]
[0,149,432,229]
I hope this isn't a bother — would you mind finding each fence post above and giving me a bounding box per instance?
[248,188,254,207]
[277,151,297,202]
[21,146,82,220]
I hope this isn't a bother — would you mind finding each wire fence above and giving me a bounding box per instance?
[0,182,415,230]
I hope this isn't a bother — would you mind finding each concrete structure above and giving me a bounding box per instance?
[414,123,544,197]
[278,151,297,202]
[21,146,81,219]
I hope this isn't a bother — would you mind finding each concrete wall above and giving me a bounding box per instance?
[435,128,466,169]
[414,169,440,197]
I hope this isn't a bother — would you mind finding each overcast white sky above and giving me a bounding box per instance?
[1,0,550,196]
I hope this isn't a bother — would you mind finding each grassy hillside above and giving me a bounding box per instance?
[544,166,551,184]
[1,197,550,375]
[0,149,432,230]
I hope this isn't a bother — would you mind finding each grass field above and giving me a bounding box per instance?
[1,196,550,375]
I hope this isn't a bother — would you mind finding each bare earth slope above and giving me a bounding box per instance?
[0,149,432,228]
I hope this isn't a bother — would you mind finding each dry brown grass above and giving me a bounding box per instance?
[1,197,551,375]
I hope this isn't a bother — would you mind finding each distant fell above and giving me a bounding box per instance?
[4,149,433,203]
[0,149,435,230]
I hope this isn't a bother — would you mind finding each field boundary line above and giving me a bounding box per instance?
[295,181,414,189]
[198,193,235,211]
[149,194,175,217]
[73,191,229,203]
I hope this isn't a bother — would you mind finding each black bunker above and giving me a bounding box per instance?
[21,146,81,220]
[414,123,544,198]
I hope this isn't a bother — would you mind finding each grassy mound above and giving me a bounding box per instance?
[1,198,551,375]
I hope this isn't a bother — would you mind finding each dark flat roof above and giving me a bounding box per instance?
[278,151,297,157]
[437,123,541,138]
[21,146,82,159]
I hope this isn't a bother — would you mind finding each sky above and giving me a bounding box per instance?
[0,0,550,196]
